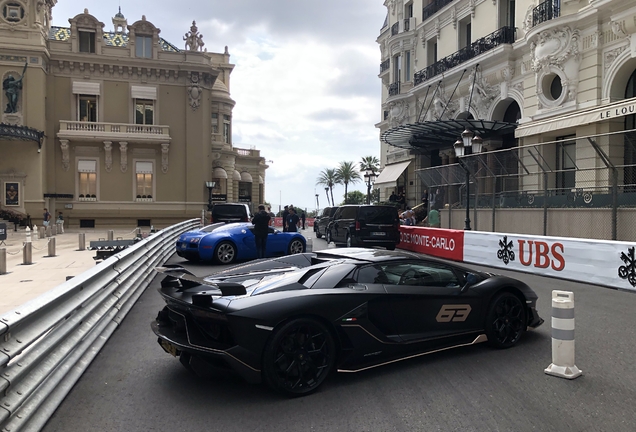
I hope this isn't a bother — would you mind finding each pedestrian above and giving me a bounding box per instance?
[267,206,275,226]
[389,191,397,202]
[251,205,271,259]
[301,211,306,230]
[287,207,300,232]
[282,205,289,232]
[56,211,64,233]
[397,192,406,210]
[43,208,51,227]
[423,208,441,228]
[421,190,428,209]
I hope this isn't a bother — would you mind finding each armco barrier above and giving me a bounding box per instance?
[0,219,200,431]
[397,225,634,291]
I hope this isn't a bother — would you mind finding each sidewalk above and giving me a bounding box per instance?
[0,226,145,315]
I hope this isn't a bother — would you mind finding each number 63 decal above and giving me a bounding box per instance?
[436,304,472,322]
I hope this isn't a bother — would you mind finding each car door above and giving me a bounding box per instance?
[381,260,484,342]
[332,206,356,245]
[265,226,287,256]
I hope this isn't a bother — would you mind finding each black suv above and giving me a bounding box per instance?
[313,206,338,239]
[210,203,252,224]
[326,205,400,249]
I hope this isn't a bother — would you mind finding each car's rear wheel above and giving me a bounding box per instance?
[263,318,335,396]
[214,241,236,264]
[288,239,305,255]
[485,292,526,348]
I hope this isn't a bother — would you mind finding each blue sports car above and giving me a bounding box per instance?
[176,222,306,264]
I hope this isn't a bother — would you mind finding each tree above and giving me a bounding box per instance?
[359,155,380,173]
[335,161,361,204]
[316,168,337,206]
[342,190,365,205]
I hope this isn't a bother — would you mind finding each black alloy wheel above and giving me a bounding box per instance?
[485,292,526,348]
[288,239,305,255]
[214,241,237,264]
[326,230,332,244]
[263,318,335,396]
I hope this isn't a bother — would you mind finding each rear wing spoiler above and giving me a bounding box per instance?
[155,265,247,296]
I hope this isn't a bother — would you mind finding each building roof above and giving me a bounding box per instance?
[48,26,180,52]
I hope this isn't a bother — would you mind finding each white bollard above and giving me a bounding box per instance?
[306,238,313,252]
[545,290,582,379]
[25,226,32,243]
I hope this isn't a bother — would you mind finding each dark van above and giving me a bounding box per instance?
[326,205,400,249]
[210,203,252,224]
[313,206,339,239]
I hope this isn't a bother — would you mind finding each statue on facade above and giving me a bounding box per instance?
[184,21,205,51]
[3,62,27,114]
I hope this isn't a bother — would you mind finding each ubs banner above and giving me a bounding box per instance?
[464,231,635,292]
[397,226,464,261]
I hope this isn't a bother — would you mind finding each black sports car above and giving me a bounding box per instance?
[152,248,543,396]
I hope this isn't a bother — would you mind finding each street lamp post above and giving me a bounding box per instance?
[205,181,216,212]
[454,130,483,230]
[315,193,319,212]
[363,169,377,205]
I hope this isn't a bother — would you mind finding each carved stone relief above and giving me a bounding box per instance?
[161,143,169,173]
[104,141,113,172]
[388,101,410,128]
[188,72,201,110]
[119,142,128,173]
[604,45,628,75]
[467,67,497,119]
[60,139,70,171]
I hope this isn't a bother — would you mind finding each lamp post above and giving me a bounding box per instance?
[363,169,377,205]
[205,181,216,212]
[454,130,483,230]
[315,193,319,212]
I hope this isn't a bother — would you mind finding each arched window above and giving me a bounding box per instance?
[624,69,636,188]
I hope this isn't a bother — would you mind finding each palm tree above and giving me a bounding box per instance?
[335,161,361,204]
[359,155,380,173]
[316,168,337,206]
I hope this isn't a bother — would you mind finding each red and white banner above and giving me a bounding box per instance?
[398,226,464,262]
[464,231,635,292]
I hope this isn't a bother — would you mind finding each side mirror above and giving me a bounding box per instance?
[460,272,479,293]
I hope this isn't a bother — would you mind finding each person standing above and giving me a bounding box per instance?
[43,208,51,227]
[301,211,306,230]
[56,211,64,234]
[251,205,271,259]
[389,191,397,203]
[397,192,406,210]
[287,207,300,232]
[423,208,441,228]
[282,205,289,232]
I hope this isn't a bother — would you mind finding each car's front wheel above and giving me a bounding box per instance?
[214,241,236,264]
[262,318,335,396]
[485,292,526,348]
[288,239,305,255]
[326,230,332,244]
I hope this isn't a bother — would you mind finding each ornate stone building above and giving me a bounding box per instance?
[376,0,636,239]
[0,2,268,227]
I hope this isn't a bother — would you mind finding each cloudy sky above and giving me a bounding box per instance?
[51,1,387,214]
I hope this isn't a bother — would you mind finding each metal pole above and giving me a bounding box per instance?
[464,168,471,230]
[79,233,86,251]
[23,242,32,265]
[612,168,618,241]
[0,248,6,275]
[48,237,56,257]
[543,172,548,236]
[108,230,114,241]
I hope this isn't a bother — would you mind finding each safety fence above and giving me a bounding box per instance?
[416,129,636,242]
[397,224,635,292]
[0,219,200,431]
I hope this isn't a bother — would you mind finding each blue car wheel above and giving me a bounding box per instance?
[288,239,305,255]
[214,241,237,264]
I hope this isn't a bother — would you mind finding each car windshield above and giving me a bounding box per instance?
[359,207,397,224]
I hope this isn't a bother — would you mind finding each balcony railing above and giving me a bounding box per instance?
[423,0,456,21]
[57,120,171,143]
[532,0,560,27]
[388,82,400,97]
[380,59,390,74]
[391,22,399,36]
[414,26,515,86]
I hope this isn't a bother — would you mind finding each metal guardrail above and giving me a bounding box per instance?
[0,219,200,431]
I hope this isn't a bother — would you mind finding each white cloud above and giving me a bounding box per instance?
[51,0,386,212]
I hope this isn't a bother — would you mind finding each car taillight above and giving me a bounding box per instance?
[355,221,360,230]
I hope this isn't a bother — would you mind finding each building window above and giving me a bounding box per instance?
[427,39,437,66]
[556,136,576,194]
[223,115,231,144]
[212,113,219,135]
[78,95,98,122]
[136,35,153,58]
[3,2,24,22]
[459,18,472,50]
[135,99,154,125]
[405,2,413,18]
[79,31,96,53]
[405,51,411,82]
[78,160,97,200]
[393,54,402,83]
[135,162,154,200]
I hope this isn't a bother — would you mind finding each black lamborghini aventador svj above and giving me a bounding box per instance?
[152,248,543,396]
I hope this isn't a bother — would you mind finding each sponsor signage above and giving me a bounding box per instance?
[397,226,464,261]
[0,223,6,241]
[211,194,227,202]
[464,231,635,291]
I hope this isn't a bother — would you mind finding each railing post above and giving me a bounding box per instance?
[23,241,32,265]
[48,237,56,257]
[79,233,86,251]
[543,172,548,236]
[0,248,6,275]
[612,167,618,241]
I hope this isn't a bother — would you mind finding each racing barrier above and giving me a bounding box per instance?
[545,290,582,379]
[0,219,200,431]
[398,225,635,291]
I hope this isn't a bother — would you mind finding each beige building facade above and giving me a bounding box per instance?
[0,1,268,228]
[377,0,636,240]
